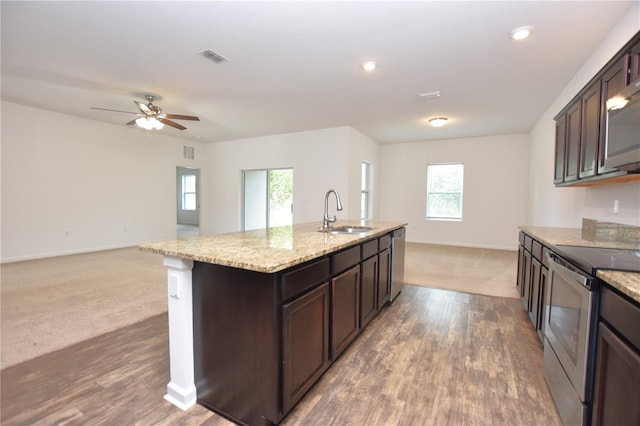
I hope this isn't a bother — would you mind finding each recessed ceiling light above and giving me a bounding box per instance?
[510,26,533,41]
[362,61,377,72]
[429,117,448,128]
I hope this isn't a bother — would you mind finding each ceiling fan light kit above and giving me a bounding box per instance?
[135,116,164,130]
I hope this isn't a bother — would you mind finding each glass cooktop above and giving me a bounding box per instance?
[554,245,640,275]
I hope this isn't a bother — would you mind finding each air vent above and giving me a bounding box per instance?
[199,49,229,63]
[184,146,195,160]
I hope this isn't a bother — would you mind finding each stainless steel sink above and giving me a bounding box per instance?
[329,225,374,234]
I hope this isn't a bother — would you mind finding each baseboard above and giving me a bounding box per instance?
[1,243,141,264]
[406,239,518,252]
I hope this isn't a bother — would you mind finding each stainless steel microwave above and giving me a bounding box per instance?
[605,78,640,172]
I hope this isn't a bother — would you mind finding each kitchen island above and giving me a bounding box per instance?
[139,220,406,425]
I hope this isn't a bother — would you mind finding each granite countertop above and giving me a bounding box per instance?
[519,225,640,304]
[139,221,407,273]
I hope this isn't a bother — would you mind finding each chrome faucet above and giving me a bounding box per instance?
[320,189,343,231]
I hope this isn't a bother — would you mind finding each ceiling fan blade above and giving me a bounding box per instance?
[90,107,138,115]
[125,118,138,126]
[159,118,187,130]
[163,113,200,121]
[134,100,152,115]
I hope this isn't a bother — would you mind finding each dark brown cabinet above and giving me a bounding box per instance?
[378,248,391,306]
[592,286,640,426]
[564,101,582,182]
[282,282,331,414]
[598,59,627,174]
[554,114,567,184]
[331,265,360,359]
[629,40,640,83]
[553,31,640,187]
[516,231,548,342]
[361,255,378,328]
[579,82,601,179]
[192,229,402,425]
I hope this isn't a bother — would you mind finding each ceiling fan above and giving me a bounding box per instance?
[91,95,199,131]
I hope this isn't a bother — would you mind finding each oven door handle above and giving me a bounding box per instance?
[546,252,594,289]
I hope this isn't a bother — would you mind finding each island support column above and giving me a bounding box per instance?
[162,256,196,410]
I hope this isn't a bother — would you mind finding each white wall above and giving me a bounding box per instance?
[1,101,207,262]
[527,4,640,228]
[203,126,379,235]
[379,134,530,250]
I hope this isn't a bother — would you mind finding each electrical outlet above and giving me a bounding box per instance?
[613,200,619,215]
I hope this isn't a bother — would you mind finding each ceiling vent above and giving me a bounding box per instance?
[199,49,229,63]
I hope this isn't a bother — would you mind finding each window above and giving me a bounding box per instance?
[181,174,197,211]
[426,163,464,220]
[361,161,371,220]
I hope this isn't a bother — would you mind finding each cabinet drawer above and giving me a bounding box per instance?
[601,285,640,350]
[379,234,391,250]
[519,231,525,246]
[532,240,543,262]
[332,246,360,274]
[362,239,378,260]
[281,258,330,301]
[524,234,533,252]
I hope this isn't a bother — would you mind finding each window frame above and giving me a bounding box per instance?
[361,161,371,220]
[181,174,197,211]
[426,163,464,221]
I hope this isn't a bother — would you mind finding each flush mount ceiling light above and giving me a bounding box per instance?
[418,90,441,99]
[510,26,533,41]
[136,116,164,131]
[428,117,448,128]
[362,61,377,72]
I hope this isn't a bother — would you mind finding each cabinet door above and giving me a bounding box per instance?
[378,249,391,307]
[599,59,627,174]
[517,245,526,298]
[592,322,640,426]
[522,250,533,311]
[527,257,542,328]
[578,82,601,179]
[554,115,567,184]
[564,101,582,182]
[629,40,640,84]
[282,282,330,414]
[331,265,360,359]
[361,255,379,328]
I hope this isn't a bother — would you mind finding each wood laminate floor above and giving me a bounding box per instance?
[1,285,561,426]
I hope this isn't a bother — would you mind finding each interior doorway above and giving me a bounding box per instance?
[242,168,293,231]
[177,167,200,238]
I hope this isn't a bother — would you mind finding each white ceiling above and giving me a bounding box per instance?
[1,1,634,144]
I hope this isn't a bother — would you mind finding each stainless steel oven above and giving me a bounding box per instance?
[544,251,598,426]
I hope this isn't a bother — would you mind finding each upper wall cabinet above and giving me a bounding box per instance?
[554,31,640,187]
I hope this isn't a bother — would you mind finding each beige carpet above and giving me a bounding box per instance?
[1,247,167,369]
[404,242,519,299]
[1,242,518,370]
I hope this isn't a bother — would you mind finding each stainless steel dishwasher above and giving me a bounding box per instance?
[390,227,406,301]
